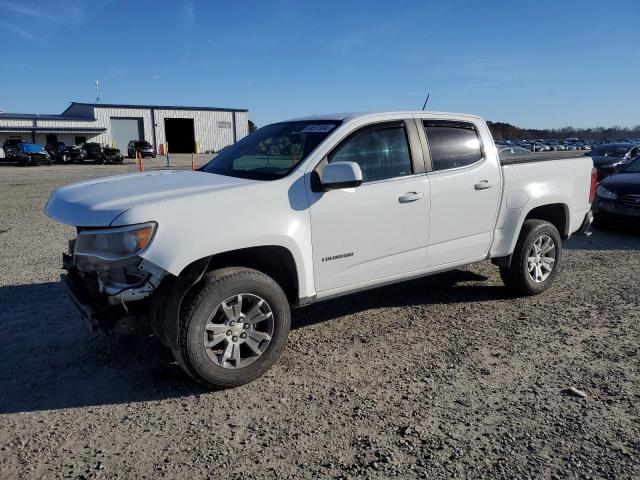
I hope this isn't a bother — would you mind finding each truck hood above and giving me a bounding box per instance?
[46,170,254,226]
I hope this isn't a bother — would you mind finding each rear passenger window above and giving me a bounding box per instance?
[423,121,483,171]
[328,122,412,182]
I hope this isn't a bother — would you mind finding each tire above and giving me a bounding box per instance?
[175,267,291,388]
[499,219,562,296]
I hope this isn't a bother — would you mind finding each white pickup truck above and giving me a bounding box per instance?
[46,111,595,387]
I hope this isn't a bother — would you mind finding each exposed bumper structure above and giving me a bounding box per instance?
[61,247,168,331]
[61,273,100,331]
[576,210,593,236]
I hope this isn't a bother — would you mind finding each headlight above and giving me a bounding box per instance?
[596,185,617,200]
[74,222,157,266]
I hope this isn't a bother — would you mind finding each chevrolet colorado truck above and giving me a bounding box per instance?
[46,112,596,388]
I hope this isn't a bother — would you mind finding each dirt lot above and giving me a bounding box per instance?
[1,157,639,479]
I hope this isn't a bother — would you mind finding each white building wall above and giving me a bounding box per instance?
[33,132,94,146]
[234,111,249,140]
[1,105,248,153]
[92,107,154,147]
[154,109,243,153]
[0,119,33,127]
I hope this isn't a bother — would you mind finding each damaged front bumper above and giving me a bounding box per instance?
[61,248,167,332]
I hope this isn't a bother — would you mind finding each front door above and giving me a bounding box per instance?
[308,121,430,293]
[420,119,502,267]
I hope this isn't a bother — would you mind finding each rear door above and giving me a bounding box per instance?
[417,118,502,268]
[308,120,430,292]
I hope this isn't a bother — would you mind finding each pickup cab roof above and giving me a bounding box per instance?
[287,111,485,123]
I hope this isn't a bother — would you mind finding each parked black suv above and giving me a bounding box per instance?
[45,142,84,163]
[127,140,155,158]
[2,138,27,159]
[82,143,124,164]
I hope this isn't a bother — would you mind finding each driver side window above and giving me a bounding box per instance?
[328,122,413,183]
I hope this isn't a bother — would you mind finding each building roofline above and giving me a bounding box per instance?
[0,126,107,132]
[66,102,249,113]
[0,113,95,121]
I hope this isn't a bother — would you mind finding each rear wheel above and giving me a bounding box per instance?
[500,219,562,296]
[174,267,291,388]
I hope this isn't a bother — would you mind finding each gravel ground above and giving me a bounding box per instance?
[1,157,639,479]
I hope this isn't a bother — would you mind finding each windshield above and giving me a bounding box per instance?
[135,141,151,147]
[202,120,341,180]
[621,157,640,173]
[591,145,630,157]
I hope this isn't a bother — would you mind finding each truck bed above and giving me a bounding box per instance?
[500,150,588,165]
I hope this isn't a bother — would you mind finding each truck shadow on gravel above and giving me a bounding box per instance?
[0,269,511,414]
[565,226,640,251]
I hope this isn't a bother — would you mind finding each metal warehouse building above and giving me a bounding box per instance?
[0,102,249,154]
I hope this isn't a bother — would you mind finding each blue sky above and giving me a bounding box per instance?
[0,0,638,128]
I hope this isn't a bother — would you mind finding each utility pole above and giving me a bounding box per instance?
[95,80,101,104]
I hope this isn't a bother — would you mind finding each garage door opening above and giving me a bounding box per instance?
[110,117,144,152]
[165,118,195,153]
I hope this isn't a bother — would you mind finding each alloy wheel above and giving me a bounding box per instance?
[527,234,556,283]
[203,293,274,369]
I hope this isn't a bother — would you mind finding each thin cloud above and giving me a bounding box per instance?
[0,18,52,45]
[178,0,195,61]
[179,0,195,30]
[0,1,50,19]
[0,0,111,25]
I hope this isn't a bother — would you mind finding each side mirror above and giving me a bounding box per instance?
[319,161,363,190]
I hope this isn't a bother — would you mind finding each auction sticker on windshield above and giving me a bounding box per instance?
[301,124,336,133]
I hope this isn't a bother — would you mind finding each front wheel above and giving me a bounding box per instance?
[499,219,562,296]
[175,267,291,388]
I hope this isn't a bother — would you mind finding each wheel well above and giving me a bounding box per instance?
[206,246,299,302]
[525,203,569,238]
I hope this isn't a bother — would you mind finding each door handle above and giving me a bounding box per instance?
[398,192,425,203]
[474,180,495,190]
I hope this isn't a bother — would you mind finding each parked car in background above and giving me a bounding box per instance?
[82,142,102,162]
[59,145,85,163]
[47,142,84,163]
[82,142,124,164]
[2,138,27,159]
[14,143,51,166]
[46,111,595,388]
[589,143,640,180]
[45,141,65,158]
[127,140,155,158]
[593,156,640,227]
[498,146,530,157]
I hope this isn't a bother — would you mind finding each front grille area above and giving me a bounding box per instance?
[620,194,640,208]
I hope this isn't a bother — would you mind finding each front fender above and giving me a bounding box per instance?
[112,172,316,300]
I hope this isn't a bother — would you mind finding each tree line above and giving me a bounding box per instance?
[487,121,640,141]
